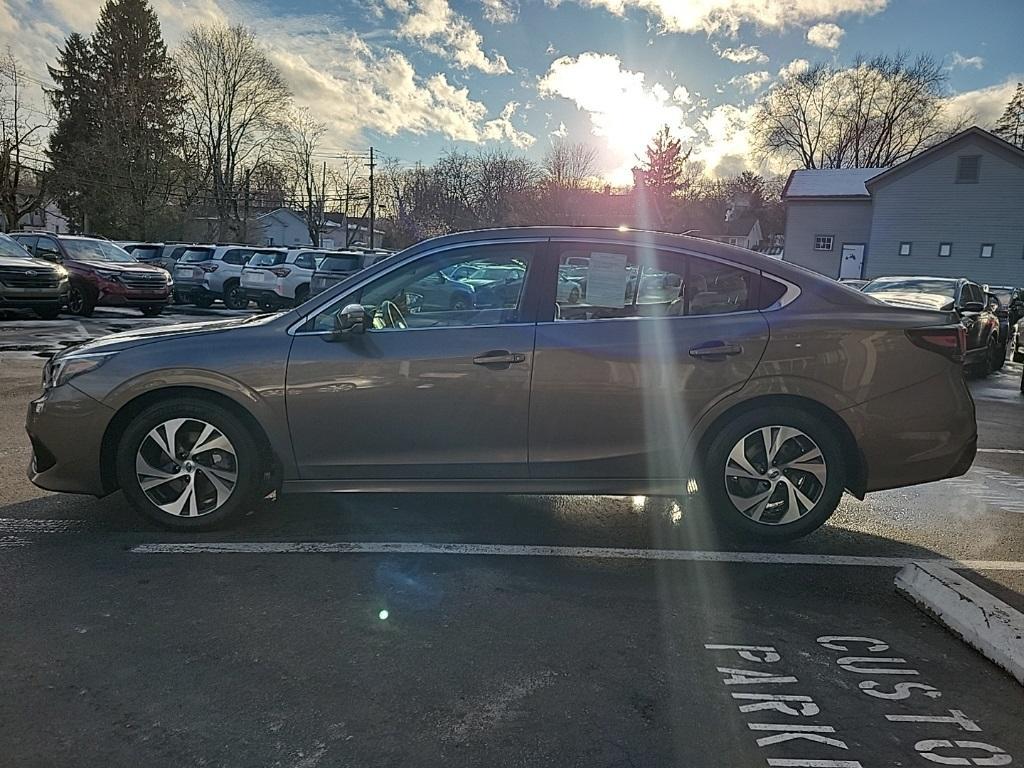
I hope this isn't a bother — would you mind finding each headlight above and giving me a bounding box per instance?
[42,352,117,390]
[55,265,69,280]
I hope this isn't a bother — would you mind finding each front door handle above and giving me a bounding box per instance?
[689,342,743,359]
[473,350,527,366]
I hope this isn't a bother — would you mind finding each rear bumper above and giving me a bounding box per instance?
[26,384,113,496]
[840,369,977,493]
[244,287,290,305]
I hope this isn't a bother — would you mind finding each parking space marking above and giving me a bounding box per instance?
[977,448,1024,454]
[944,466,1024,514]
[130,541,1024,570]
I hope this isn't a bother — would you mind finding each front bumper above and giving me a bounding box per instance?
[0,290,68,308]
[26,384,114,496]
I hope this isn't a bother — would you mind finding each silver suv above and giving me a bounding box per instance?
[241,248,331,309]
[173,245,286,309]
[0,232,69,319]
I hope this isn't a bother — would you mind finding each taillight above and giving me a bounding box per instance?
[199,263,219,273]
[906,325,965,363]
[270,267,291,277]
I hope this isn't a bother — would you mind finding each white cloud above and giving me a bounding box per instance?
[713,42,768,64]
[389,0,511,74]
[559,0,886,34]
[806,22,844,49]
[778,58,810,80]
[538,52,695,184]
[950,52,985,71]
[551,121,568,138]
[481,0,518,23]
[946,77,1020,125]
[481,101,536,147]
[692,103,760,177]
[728,70,771,93]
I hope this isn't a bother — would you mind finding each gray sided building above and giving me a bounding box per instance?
[782,127,1024,287]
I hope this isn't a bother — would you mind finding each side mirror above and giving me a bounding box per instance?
[329,303,367,341]
[960,301,985,314]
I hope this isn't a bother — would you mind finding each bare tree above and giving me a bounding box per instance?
[543,140,598,190]
[753,53,971,169]
[282,107,328,246]
[0,53,50,232]
[177,24,290,240]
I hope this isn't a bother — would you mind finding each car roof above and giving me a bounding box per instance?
[865,275,962,284]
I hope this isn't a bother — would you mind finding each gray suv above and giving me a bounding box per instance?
[0,232,68,319]
[26,227,977,541]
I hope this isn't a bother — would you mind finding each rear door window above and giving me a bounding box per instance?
[319,254,363,273]
[294,253,317,270]
[223,249,255,265]
[34,237,63,261]
[250,252,287,267]
[181,248,215,263]
[553,244,756,321]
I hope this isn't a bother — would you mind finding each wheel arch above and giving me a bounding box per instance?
[691,393,867,499]
[99,385,280,495]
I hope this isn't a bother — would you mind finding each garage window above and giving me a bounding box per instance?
[899,242,912,257]
[938,242,952,257]
[980,243,994,259]
[813,235,833,251]
[956,155,981,183]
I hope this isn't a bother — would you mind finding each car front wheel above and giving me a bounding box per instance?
[116,399,262,530]
[702,406,846,541]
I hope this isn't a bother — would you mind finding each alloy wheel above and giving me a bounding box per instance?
[724,426,827,526]
[135,418,238,517]
[68,287,84,314]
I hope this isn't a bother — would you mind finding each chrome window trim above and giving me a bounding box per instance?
[288,237,548,336]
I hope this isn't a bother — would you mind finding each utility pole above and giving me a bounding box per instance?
[319,160,327,247]
[367,146,375,249]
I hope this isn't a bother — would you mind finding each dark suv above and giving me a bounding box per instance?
[11,233,172,317]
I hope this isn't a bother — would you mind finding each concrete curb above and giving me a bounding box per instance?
[895,561,1024,685]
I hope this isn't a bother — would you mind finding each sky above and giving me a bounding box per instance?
[2,0,1022,184]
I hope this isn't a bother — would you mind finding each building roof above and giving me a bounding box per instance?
[782,168,887,199]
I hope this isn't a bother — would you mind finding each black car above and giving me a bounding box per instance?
[862,276,1002,376]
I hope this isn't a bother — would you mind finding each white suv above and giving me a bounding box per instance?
[240,248,330,309]
[174,245,285,309]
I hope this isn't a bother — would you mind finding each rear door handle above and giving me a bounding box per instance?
[473,350,527,365]
[689,342,743,359]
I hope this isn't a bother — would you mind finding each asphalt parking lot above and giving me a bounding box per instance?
[1,308,1023,767]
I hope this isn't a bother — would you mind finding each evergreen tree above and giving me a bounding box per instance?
[993,82,1024,149]
[634,125,691,229]
[47,33,97,232]
[47,0,182,237]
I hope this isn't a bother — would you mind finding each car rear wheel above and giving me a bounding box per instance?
[451,296,470,311]
[973,336,999,378]
[67,285,95,317]
[701,406,846,541]
[222,281,248,310]
[192,294,214,308]
[140,306,163,317]
[116,399,262,531]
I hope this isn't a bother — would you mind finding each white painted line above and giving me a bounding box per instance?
[896,562,1024,685]
[977,448,1024,455]
[130,541,1024,570]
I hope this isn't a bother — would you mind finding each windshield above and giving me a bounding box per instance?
[0,233,31,258]
[61,238,136,263]
[862,277,957,298]
[250,252,287,267]
[181,248,215,263]
[319,254,362,272]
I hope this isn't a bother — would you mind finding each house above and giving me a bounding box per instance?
[781,126,1024,285]
[706,213,763,250]
[256,208,344,248]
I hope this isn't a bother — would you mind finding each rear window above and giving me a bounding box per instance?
[319,254,363,272]
[182,248,215,263]
[863,278,957,298]
[128,245,162,260]
[250,252,287,267]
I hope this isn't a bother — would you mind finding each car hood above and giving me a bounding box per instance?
[57,312,286,357]
[866,291,954,311]
[0,254,60,270]
[72,259,168,274]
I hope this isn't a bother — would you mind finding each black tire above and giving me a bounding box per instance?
[67,284,95,317]
[700,406,846,541]
[34,307,61,320]
[116,398,262,531]
[451,295,470,311]
[293,285,310,307]
[258,300,277,312]
[994,343,1007,371]
[140,305,164,317]
[192,293,214,309]
[1014,347,1024,364]
[973,336,999,378]
[222,281,249,310]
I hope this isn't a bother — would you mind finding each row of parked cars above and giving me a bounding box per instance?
[841,275,1023,376]
[0,229,394,319]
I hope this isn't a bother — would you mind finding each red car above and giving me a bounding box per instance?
[11,233,172,317]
